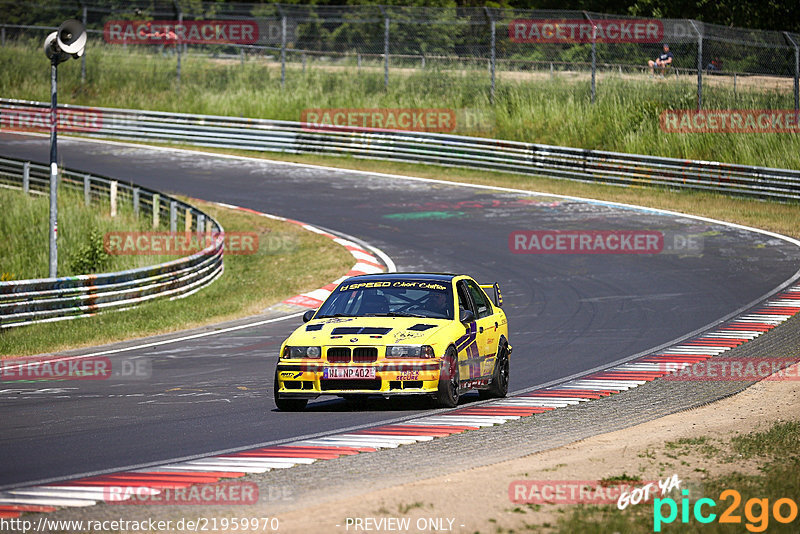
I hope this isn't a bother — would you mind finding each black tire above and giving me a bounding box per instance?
[273,369,308,412]
[435,347,460,408]
[479,345,509,400]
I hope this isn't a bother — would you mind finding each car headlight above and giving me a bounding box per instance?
[282,346,321,359]
[386,345,435,359]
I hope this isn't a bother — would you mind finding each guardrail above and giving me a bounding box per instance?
[2,98,798,202]
[0,156,224,328]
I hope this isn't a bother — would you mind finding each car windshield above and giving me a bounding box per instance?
[316,279,454,320]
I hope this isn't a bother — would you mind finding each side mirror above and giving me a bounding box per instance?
[459,309,475,323]
[302,309,316,323]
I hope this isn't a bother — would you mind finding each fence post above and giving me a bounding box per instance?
[110,180,117,217]
[197,213,205,235]
[173,1,182,87]
[785,32,799,121]
[584,12,596,104]
[152,193,160,228]
[689,20,703,110]
[133,187,140,217]
[2,25,5,46]
[22,162,30,194]
[277,6,286,89]
[185,208,192,232]
[83,174,91,206]
[170,200,177,232]
[485,7,496,105]
[380,7,389,90]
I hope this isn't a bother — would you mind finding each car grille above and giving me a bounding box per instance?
[321,379,382,391]
[352,347,378,363]
[325,347,379,363]
[326,347,350,363]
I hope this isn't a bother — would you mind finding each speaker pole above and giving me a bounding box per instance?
[48,56,58,278]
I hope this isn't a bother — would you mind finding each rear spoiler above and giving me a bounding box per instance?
[479,282,503,307]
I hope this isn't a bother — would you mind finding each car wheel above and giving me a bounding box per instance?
[273,369,308,412]
[479,345,509,399]
[435,347,460,408]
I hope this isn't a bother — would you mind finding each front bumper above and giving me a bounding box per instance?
[276,360,441,398]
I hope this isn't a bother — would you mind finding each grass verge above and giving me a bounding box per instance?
[0,196,353,357]
[0,186,173,280]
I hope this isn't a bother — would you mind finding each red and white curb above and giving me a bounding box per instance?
[2,284,798,518]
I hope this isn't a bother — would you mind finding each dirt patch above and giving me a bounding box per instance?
[274,363,800,533]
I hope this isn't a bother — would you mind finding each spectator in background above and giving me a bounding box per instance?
[706,57,722,73]
[648,44,674,77]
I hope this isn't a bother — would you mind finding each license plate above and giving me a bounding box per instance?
[323,367,376,379]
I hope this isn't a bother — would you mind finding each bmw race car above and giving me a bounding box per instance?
[273,273,511,411]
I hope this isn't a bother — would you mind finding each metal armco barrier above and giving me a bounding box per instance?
[2,99,800,203]
[0,156,224,328]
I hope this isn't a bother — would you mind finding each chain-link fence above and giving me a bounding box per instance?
[1,1,798,112]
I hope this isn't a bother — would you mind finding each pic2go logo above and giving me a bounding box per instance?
[654,489,798,532]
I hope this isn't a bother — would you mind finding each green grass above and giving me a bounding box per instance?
[0,186,171,280]
[0,197,353,357]
[1,40,799,170]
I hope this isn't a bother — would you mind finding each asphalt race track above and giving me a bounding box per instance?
[2,132,799,490]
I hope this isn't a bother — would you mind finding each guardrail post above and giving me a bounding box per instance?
[380,7,389,90]
[170,200,177,232]
[690,20,703,110]
[133,187,140,217]
[83,174,91,206]
[152,193,160,228]
[785,32,799,121]
[110,180,117,217]
[184,207,192,232]
[22,162,30,194]
[584,12,597,104]
[485,7,496,105]
[197,213,205,235]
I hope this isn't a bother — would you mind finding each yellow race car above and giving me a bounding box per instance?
[274,273,511,411]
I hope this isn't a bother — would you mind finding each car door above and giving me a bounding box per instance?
[463,279,498,381]
[455,279,494,384]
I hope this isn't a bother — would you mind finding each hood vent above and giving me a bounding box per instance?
[306,324,324,331]
[330,326,393,335]
[407,324,436,331]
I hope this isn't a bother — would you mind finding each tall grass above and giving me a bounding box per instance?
[0,186,169,280]
[1,40,798,169]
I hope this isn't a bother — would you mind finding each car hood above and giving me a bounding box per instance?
[286,316,449,346]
